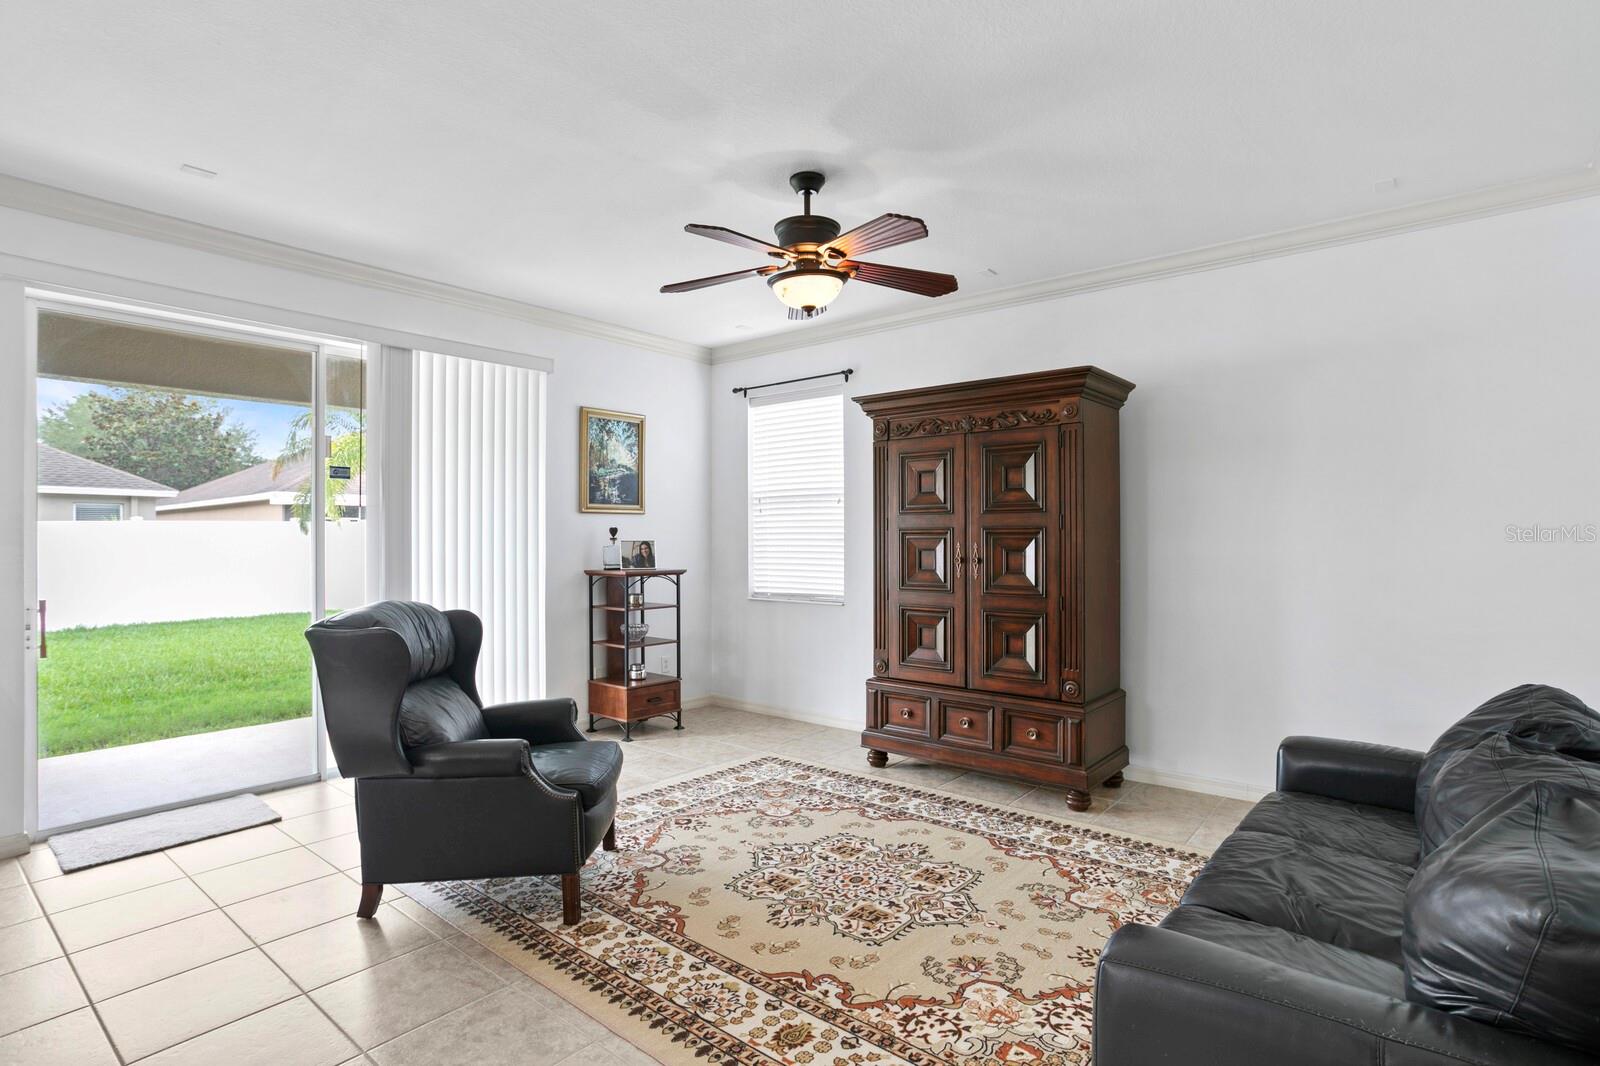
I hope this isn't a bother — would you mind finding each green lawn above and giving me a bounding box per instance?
[38,612,313,756]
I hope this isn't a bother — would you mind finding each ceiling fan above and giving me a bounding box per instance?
[660,171,958,321]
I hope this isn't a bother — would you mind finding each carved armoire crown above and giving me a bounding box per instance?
[856,367,1134,810]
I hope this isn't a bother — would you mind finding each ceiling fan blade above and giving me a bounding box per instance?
[659,265,779,293]
[787,304,828,322]
[823,213,928,260]
[842,260,958,297]
[684,224,790,257]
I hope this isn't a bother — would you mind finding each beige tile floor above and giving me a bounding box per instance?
[0,706,1256,1064]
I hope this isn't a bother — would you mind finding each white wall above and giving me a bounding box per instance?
[37,522,365,629]
[707,196,1600,795]
[542,353,710,707]
[0,206,710,844]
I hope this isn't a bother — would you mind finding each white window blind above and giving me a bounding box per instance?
[410,350,543,705]
[748,388,845,603]
[72,502,122,521]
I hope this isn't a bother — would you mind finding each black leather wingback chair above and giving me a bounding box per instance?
[305,601,622,925]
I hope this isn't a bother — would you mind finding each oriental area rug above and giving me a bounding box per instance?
[414,758,1205,1065]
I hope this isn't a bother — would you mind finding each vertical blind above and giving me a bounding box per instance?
[411,350,542,705]
[748,389,845,602]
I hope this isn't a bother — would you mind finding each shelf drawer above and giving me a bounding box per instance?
[937,700,993,749]
[1001,708,1066,763]
[878,692,932,737]
[628,681,680,715]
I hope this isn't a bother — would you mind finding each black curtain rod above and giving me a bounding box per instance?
[731,368,852,396]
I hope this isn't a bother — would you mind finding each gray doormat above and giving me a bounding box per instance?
[49,794,282,872]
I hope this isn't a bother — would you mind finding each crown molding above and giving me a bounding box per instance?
[0,173,712,363]
[708,166,1600,364]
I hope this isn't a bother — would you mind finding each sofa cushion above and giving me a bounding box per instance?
[1416,684,1600,824]
[1418,733,1600,855]
[1404,782,1600,1055]
[322,600,457,681]
[1236,791,1419,868]
[1160,904,1406,997]
[528,741,623,808]
[398,676,488,748]
[1180,830,1413,964]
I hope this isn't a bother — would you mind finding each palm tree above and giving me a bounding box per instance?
[274,409,365,532]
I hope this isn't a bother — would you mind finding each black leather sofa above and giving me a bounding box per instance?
[1095,684,1600,1065]
[306,601,622,925]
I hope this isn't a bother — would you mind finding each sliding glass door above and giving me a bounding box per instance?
[30,300,367,832]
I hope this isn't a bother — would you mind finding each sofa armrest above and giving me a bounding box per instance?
[408,739,531,778]
[1095,924,1591,1066]
[1276,736,1424,812]
[481,698,586,746]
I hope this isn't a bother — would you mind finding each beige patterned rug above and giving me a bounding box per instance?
[413,757,1205,1065]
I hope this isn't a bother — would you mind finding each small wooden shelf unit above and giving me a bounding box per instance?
[585,568,685,741]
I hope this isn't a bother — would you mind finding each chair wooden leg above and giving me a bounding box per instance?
[602,823,617,851]
[357,883,383,919]
[560,873,581,925]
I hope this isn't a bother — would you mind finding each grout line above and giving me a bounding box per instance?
[185,847,372,1058]
[19,869,126,1064]
[326,937,513,1055]
[364,941,607,1061]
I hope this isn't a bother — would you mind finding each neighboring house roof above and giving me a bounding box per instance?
[157,456,365,512]
[36,443,177,497]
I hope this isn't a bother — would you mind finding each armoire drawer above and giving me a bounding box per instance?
[937,701,993,749]
[879,692,932,737]
[1001,708,1067,763]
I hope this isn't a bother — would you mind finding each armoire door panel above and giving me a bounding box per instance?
[966,428,1060,697]
[976,610,1048,687]
[981,440,1046,512]
[897,605,957,673]
[898,448,957,514]
[883,434,967,683]
[899,529,954,592]
[983,528,1044,595]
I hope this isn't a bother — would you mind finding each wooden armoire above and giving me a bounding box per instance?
[856,367,1134,810]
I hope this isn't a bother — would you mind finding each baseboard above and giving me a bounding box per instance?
[1120,765,1271,802]
[0,832,32,860]
[701,693,1273,801]
[702,694,856,731]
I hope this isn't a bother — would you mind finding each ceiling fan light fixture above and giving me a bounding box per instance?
[767,266,847,313]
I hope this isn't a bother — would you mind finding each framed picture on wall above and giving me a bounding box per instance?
[580,407,645,513]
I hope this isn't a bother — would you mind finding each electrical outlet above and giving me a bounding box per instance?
[657,655,670,673]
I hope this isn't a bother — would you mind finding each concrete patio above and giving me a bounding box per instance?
[38,718,318,832]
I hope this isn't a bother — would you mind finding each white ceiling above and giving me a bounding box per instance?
[2,1,1597,351]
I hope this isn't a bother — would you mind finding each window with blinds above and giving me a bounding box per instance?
[748,388,845,603]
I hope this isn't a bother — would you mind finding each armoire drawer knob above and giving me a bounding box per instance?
[959,716,972,729]
[900,708,912,718]
[1025,727,1040,741]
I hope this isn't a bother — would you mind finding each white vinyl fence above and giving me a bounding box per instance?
[38,521,366,629]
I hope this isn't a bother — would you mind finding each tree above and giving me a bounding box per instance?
[42,388,259,490]
[37,396,96,455]
[274,409,366,532]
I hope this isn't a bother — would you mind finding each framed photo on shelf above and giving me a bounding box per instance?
[622,540,657,569]
[579,407,644,513]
